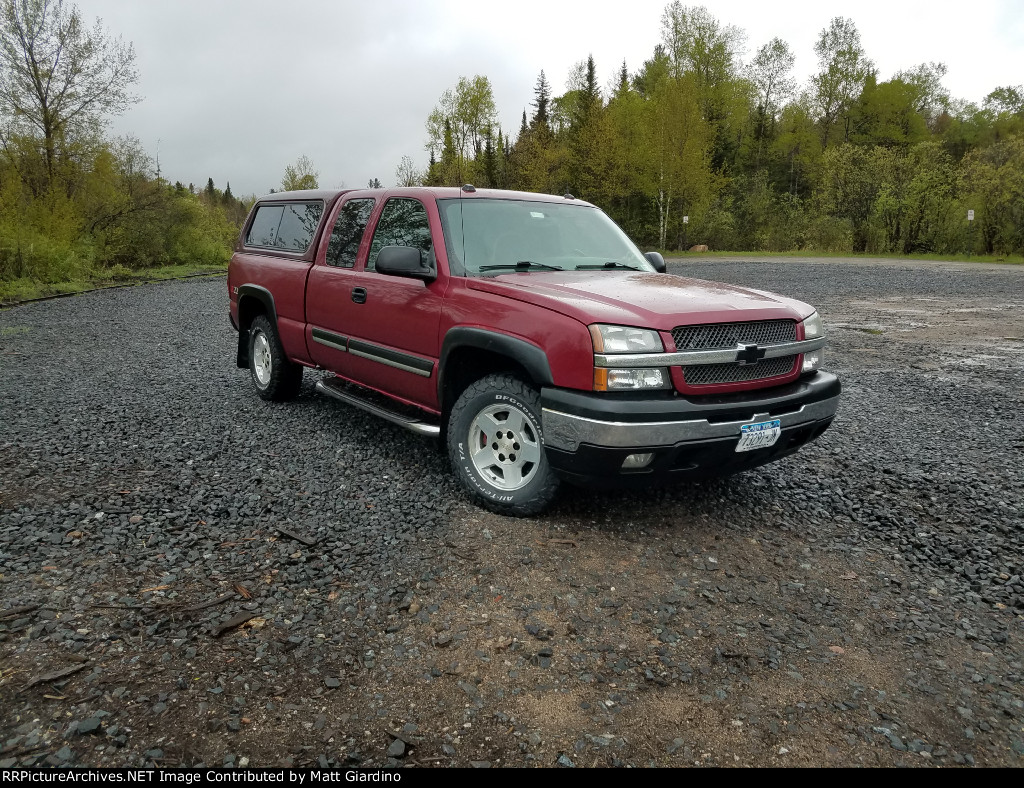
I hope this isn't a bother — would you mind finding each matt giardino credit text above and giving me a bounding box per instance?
[0,771,403,784]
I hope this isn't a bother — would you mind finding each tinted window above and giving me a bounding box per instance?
[275,203,323,251]
[326,199,375,267]
[367,198,433,270]
[245,202,323,252]
[246,205,283,247]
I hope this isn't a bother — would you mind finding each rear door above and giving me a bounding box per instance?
[305,194,378,377]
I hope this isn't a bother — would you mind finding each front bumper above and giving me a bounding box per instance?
[540,373,841,487]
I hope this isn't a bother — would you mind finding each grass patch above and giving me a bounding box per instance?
[661,249,1024,264]
[0,262,227,306]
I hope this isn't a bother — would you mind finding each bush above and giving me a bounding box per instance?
[804,216,854,253]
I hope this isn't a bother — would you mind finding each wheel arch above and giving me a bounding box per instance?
[438,328,554,418]
[235,285,277,368]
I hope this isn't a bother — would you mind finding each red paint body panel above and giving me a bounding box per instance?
[231,252,313,361]
[467,271,813,330]
[440,279,595,392]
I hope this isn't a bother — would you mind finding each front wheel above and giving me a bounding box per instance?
[447,374,560,517]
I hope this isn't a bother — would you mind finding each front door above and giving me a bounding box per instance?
[306,194,445,412]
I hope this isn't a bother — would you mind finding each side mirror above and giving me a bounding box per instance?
[645,251,667,273]
[376,245,436,282]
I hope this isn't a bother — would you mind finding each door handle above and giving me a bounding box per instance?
[351,287,367,304]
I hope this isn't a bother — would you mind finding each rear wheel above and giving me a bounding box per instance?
[447,374,560,517]
[248,314,302,401]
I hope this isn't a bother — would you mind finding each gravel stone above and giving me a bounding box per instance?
[1,264,1023,768]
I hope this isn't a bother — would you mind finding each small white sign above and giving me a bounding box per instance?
[968,210,975,222]
[683,215,689,224]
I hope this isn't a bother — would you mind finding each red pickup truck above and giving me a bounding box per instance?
[228,186,840,516]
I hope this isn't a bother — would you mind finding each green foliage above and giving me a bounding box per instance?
[425,75,498,186]
[408,4,1023,257]
[0,0,139,188]
[0,133,237,286]
[811,17,874,146]
[0,1,239,294]
[280,156,319,191]
[960,137,1024,255]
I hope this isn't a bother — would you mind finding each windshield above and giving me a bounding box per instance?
[438,198,655,276]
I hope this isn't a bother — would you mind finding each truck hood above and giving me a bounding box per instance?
[466,271,815,330]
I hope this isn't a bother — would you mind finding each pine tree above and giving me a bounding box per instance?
[520,110,528,138]
[584,55,599,108]
[531,71,551,131]
[495,128,506,188]
[441,118,459,184]
[205,177,215,201]
[617,60,629,97]
[483,133,498,187]
[223,181,234,204]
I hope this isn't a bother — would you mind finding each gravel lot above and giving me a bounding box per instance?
[1,258,1022,768]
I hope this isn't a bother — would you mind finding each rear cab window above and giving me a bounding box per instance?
[245,201,324,253]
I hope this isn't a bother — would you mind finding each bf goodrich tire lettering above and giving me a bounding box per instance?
[447,374,560,517]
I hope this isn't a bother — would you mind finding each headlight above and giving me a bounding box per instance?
[801,312,824,339]
[594,367,671,391]
[590,324,663,354]
[801,312,824,373]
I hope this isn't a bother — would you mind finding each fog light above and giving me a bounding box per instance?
[802,349,823,373]
[622,453,655,470]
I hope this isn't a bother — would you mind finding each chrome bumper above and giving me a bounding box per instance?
[542,394,841,452]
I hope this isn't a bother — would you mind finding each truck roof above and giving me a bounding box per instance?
[258,186,596,207]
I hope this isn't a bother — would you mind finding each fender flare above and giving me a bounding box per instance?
[438,327,554,401]
[237,284,277,327]
[235,285,277,367]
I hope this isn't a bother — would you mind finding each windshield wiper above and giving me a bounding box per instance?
[575,261,642,271]
[479,261,563,272]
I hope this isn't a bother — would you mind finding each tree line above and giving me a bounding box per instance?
[415,3,1024,256]
[0,0,242,293]
[2,0,1021,299]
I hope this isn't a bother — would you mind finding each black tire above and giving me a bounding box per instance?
[248,314,303,402]
[447,373,560,517]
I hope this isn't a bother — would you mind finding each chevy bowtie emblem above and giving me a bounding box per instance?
[736,343,766,366]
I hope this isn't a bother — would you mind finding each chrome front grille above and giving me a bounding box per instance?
[673,320,799,387]
[672,320,796,350]
[683,355,798,386]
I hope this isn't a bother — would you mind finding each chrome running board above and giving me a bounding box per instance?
[316,378,441,437]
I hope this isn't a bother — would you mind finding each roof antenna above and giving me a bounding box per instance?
[462,184,477,193]
[564,193,575,200]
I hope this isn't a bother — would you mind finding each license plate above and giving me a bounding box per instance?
[736,420,781,453]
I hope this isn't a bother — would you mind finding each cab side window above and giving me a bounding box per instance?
[245,201,323,252]
[366,198,433,271]
[326,199,375,268]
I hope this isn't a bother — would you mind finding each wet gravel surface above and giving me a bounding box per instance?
[1,260,1022,768]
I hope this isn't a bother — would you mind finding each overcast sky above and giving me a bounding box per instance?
[76,0,1023,197]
